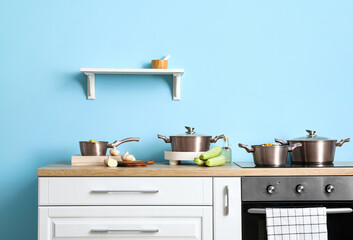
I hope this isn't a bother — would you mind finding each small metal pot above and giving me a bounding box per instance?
[80,137,140,156]
[157,126,224,152]
[238,143,302,167]
[275,130,350,165]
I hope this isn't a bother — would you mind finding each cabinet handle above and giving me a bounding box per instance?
[225,185,230,215]
[91,228,159,233]
[91,189,159,193]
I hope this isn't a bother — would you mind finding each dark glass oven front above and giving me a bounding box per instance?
[242,202,353,240]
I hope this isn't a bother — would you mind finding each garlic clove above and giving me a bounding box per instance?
[121,151,128,161]
[104,156,118,167]
[125,155,135,161]
[121,151,136,161]
[110,146,120,156]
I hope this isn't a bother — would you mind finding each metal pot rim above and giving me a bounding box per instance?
[287,139,336,142]
[252,145,286,148]
[169,135,212,138]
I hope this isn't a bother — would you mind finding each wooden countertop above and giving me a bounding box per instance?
[37,162,353,177]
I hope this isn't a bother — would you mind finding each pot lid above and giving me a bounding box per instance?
[290,130,333,141]
[172,126,211,137]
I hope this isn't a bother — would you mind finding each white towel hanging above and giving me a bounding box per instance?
[266,207,328,240]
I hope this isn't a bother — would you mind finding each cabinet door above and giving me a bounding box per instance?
[213,177,241,240]
[38,206,212,240]
[39,177,212,206]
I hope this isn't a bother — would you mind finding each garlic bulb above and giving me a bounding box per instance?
[104,156,118,167]
[121,151,136,161]
[110,146,120,156]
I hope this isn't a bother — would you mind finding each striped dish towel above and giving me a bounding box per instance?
[266,207,328,240]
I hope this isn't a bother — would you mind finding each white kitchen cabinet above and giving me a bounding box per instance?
[213,177,242,240]
[38,206,212,240]
[38,176,241,240]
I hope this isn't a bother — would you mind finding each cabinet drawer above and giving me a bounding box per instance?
[38,206,212,240]
[39,177,212,205]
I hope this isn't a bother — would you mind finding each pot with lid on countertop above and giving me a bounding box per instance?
[157,126,224,152]
[238,142,302,167]
[275,130,350,165]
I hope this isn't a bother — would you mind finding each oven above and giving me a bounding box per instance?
[241,176,353,240]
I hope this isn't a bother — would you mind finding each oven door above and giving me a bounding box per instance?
[242,202,353,240]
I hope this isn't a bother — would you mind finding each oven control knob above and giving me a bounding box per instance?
[296,185,305,194]
[326,184,335,193]
[267,185,275,194]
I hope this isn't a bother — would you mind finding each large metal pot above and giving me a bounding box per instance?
[80,137,140,156]
[239,143,302,167]
[275,130,350,165]
[157,126,224,152]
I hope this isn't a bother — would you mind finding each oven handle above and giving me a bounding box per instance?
[247,208,353,215]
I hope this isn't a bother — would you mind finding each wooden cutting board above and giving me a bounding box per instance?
[118,160,154,167]
[71,155,121,166]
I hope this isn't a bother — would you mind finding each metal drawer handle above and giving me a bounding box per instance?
[225,185,230,215]
[91,190,159,193]
[247,208,353,215]
[91,228,159,233]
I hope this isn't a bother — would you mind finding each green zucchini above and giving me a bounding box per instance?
[194,157,205,166]
[200,146,222,160]
[205,155,226,167]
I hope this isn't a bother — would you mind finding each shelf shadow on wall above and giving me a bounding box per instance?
[73,72,87,96]
[141,63,152,68]
[73,73,173,99]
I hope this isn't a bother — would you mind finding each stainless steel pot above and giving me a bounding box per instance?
[275,130,350,165]
[157,126,224,152]
[80,137,140,156]
[238,143,302,167]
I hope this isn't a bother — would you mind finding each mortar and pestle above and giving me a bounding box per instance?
[151,55,170,69]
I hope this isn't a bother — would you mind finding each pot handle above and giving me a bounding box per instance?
[336,138,350,147]
[275,138,288,145]
[288,143,302,152]
[238,143,254,153]
[210,134,225,143]
[108,137,140,148]
[157,134,172,143]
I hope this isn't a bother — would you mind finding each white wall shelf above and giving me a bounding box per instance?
[80,68,185,100]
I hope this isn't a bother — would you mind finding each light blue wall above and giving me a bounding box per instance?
[1,0,353,239]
